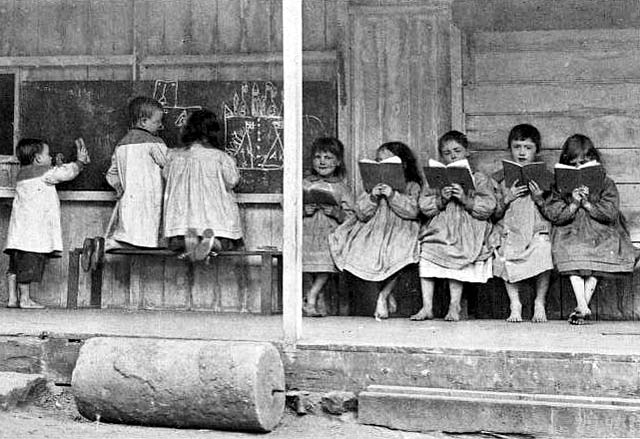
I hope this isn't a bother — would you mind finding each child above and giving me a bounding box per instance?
[412,131,497,321]
[302,137,353,317]
[329,142,421,320]
[492,124,553,322]
[531,134,636,325]
[103,96,168,252]
[5,138,89,308]
[163,109,243,261]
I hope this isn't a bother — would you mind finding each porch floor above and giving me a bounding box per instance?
[1,308,640,355]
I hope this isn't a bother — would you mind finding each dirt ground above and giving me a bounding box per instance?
[0,385,513,439]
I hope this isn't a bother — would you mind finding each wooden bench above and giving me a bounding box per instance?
[67,247,283,314]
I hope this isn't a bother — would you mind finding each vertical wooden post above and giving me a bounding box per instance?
[282,0,303,346]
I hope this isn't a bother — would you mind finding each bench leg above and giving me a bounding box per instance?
[260,254,273,315]
[89,263,103,308]
[66,249,81,309]
[275,254,283,313]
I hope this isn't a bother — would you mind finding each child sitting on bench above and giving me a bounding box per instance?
[163,109,243,261]
[5,138,89,308]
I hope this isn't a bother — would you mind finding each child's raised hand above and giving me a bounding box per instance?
[505,181,528,204]
[304,204,318,215]
[571,187,585,204]
[580,185,590,203]
[75,138,90,164]
[528,180,543,198]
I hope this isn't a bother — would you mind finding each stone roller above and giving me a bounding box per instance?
[71,337,285,432]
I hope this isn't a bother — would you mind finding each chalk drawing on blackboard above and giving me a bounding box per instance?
[153,80,202,128]
[224,82,284,170]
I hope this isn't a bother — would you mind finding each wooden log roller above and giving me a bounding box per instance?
[71,337,285,432]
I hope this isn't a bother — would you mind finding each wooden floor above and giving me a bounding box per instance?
[2,308,640,356]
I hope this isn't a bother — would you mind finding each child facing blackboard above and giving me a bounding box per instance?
[5,138,89,308]
[103,96,168,253]
[163,109,243,261]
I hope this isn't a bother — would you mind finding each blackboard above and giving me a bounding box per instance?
[20,80,336,192]
[0,74,15,155]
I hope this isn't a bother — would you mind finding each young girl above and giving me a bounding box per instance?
[412,131,497,322]
[329,142,421,320]
[492,124,553,323]
[6,138,89,308]
[163,109,243,261]
[302,137,353,317]
[531,134,636,325]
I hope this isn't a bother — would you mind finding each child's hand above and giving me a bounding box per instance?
[580,185,590,204]
[571,187,585,204]
[505,181,528,204]
[378,184,393,198]
[304,204,318,215]
[528,181,543,198]
[321,205,335,216]
[451,183,469,204]
[54,153,65,167]
[75,138,90,164]
[441,186,453,202]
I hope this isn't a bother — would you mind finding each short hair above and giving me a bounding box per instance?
[310,137,346,178]
[559,134,601,165]
[181,109,221,149]
[16,138,46,166]
[438,130,469,154]
[508,124,541,152]
[129,96,163,127]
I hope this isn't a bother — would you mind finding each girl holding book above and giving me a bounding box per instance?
[302,137,353,317]
[412,130,497,321]
[491,124,553,323]
[530,134,636,325]
[329,141,421,320]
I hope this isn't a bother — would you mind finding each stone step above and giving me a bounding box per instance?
[0,372,46,410]
[358,385,640,438]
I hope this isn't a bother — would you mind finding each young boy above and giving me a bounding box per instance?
[5,138,89,308]
[99,96,168,256]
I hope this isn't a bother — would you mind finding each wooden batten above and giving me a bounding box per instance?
[0,55,135,68]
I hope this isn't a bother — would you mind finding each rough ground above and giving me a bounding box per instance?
[0,385,513,439]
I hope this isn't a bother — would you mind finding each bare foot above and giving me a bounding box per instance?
[6,301,19,308]
[409,307,433,321]
[532,302,547,323]
[19,298,44,309]
[444,303,461,321]
[303,304,322,318]
[388,295,397,315]
[506,303,522,322]
[374,296,389,320]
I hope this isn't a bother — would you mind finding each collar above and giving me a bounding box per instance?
[306,174,343,183]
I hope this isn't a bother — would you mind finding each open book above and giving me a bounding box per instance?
[424,159,475,194]
[503,160,554,191]
[358,156,406,192]
[554,161,605,195]
[302,183,339,205]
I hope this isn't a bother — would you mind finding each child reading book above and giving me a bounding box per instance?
[302,137,353,317]
[412,130,497,321]
[330,142,421,320]
[531,134,636,325]
[491,124,553,322]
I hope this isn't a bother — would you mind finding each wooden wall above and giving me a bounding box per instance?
[460,27,640,320]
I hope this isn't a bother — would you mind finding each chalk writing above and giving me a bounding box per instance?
[153,80,202,128]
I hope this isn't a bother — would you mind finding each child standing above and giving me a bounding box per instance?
[163,109,243,261]
[412,131,497,322]
[492,124,553,322]
[5,138,89,308]
[531,134,636,324]
[302,137,353,317]
[104,96,167,251]
[329,142,421,320]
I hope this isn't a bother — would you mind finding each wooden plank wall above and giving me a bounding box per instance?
[0,0,339,311]
[462,28,640,319]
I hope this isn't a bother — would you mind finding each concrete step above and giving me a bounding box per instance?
[358,385,640,438]
[0,372,46,410]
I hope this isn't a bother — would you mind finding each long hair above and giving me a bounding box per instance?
[378,141,422,186]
